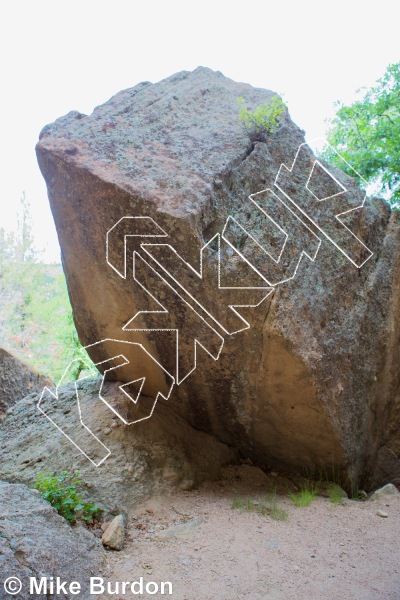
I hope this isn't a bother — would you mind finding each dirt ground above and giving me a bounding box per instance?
[103,464,400,600]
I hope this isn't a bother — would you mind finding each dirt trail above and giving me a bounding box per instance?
[104,465,400,600]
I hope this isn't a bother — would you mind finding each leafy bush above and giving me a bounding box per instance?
[237,95,286,142]
[34,471,102,524]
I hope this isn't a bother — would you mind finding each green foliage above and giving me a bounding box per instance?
[231,492,287,521]
[0,195,96,382]
[0,260,95,382]
[0,228,16,273]
[34,471,102,524]
[231,495,260,512]
[237,95,286,142]
[322,62,400,207]
[16,192,37,262]
[289,481,319,507]
[266,489,288,521]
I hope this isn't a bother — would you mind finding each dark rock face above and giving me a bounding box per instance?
[36,67,400,489]
[0,348,51,417]
[0,480,104,600]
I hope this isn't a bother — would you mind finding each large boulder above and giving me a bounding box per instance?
[0,480,105,600]
[0,347,51,417]
[36,67,400,490]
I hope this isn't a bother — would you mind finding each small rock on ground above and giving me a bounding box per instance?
[102,514,125,550]
[154,517,204,541]
[370,483,399,501]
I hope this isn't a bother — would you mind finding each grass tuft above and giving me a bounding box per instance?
[231,490,287,521]
[289,481,319,507]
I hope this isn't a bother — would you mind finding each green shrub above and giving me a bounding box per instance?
[237,95,286,142]
[34,471,102,524]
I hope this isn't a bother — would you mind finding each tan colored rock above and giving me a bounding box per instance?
[370,483,400,501]
[101,514,125,550]
[36,67,400,491]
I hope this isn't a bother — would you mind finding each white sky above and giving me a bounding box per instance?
[0,0,398,262]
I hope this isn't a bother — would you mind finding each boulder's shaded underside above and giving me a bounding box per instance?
[36,67,400,490]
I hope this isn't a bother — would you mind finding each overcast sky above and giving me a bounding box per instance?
[0,0,398,262]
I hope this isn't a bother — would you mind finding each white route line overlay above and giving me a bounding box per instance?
[37,341,176,466]
[106,216,168,279]
[85,339,175,423]
[306,160,346,203]
[37,358,111,467]
[275,138,373,268]
[221,187,322,287]
[140,233,273,336]
[123,252,225,385]
[37,139,374,467]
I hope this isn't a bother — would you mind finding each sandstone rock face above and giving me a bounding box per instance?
[0,347,51,417]
[0,480,104,600]
[36,67,400,490]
